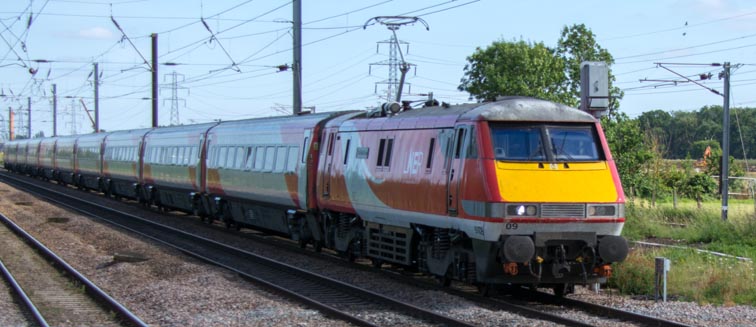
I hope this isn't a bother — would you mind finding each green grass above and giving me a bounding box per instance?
[613,199,756,305]
[609,247,756,305]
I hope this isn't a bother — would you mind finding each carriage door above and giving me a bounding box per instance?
[300,129,312,208]
[447,126,468,215]
[321,131,336,197]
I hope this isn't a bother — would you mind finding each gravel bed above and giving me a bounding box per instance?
[0,181,351,327]
[3,177,756,326]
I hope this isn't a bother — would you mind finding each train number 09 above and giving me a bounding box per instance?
[505,223,518,230]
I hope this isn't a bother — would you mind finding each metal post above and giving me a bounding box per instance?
[151,33,158,127]
[52,84,57,137]
[27,97,31,138]
[721,62,731,221]
[292,0,302,115]
[94,63,100,133]
[8,107,13,140]
[655,257,670,302]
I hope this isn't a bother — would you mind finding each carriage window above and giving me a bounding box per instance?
[264,146,275,171]
[287,146,298,172]
[275,146,287,172]
[454,129,466,159]
[376,138,394,168]
[208,147,217,167]
[301,137,309,163]
[235,146,245,169]
[376,139,385,166]
[218,147,228,168]
[254,147,265,171]
[245,147,255,170]
[343,139,351,165]
[426,138,435,170]
[175,147,183,165]
[327,133,335,156]
[384,139,394,166]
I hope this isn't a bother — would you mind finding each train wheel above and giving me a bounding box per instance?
[313,241,323,253]
[371,258,383,268]
[435,274,452,288]
[552,283,574,297]
[477,283,494,296]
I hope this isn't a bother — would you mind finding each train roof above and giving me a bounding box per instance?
[338,97,594,132]
[460,97,596,123]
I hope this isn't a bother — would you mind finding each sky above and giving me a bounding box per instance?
[2,0,756,138]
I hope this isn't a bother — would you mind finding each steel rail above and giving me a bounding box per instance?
[0,211,149,327]
[0,258,49,327]
[0,172,475,327]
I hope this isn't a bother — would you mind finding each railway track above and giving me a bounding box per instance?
[0,171,695,327]
[0,210,148,327]
[0,172,474,327]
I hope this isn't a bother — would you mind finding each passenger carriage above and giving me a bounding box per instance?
[3,139,20,171]
[203,111,355,233]
[141,123,218,213]
[38,137,58,180]
[74,133,109,191]
[53,135,77,185]
[102,128,153,200]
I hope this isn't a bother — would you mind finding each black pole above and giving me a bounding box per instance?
[292,0,302,115]
[52,84,57,137]
[27,97,31,138]
[151,33,158,128]
[94,63,100,133]
[721,62,731,221]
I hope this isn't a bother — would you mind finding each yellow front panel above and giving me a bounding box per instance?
[496,161,618,203]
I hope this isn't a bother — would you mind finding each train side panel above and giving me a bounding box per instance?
[38,137,58,180]
[142,123,217,212]
[204,112,357,233]
[54,136,77,185]
[102,128,152,199]
[74,133,109,190]
[25,139,42,176]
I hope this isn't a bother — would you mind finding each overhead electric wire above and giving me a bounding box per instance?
[304,0,393,26]
[158,1,290,62]
[617,42,756,65]
[602,9,756,42]
[616,32,756,61]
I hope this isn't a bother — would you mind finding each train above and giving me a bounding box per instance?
[2,96,628,295]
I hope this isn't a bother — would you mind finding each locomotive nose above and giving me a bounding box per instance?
[598,235,629,263]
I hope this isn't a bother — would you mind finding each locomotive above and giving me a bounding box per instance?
[3,96,628,295]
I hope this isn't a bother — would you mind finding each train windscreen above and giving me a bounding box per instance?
[490,123,602,162]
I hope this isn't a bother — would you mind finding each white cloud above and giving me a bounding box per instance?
[78,26,113,39]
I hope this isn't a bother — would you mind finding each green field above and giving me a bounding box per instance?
[612,199,756,305]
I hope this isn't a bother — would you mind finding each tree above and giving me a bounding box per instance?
[459,39,569,103]
[691,140,720,161]
[683,173,717,209]
[601,112,653,197]
[555,24,623,110]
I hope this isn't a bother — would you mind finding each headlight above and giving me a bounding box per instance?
[506,204,538,217]
[587,204,617,217]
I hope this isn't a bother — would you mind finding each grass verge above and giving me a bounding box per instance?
[613,200,756,305]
